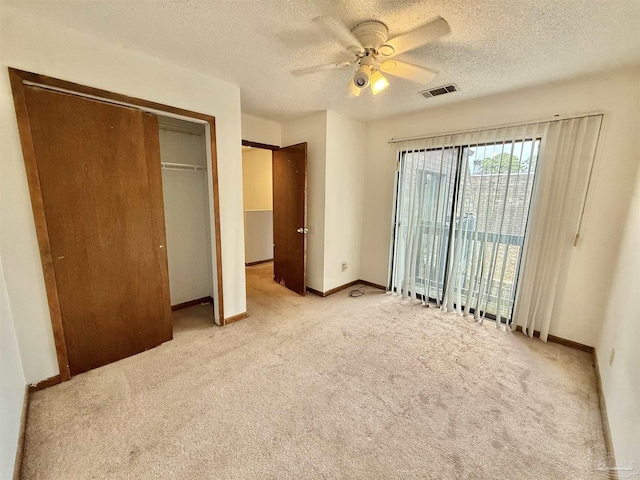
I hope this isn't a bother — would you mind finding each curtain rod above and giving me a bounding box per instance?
[388,111,605,144]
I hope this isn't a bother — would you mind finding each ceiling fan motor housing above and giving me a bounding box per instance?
[351,20,389,51]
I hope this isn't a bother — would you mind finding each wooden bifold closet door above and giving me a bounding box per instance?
[24,86,172,376]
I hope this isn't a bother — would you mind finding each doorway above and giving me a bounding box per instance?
[10,68,225,380]
[158,116,216,332]
[242,145,275,267]
[241,140,307,296]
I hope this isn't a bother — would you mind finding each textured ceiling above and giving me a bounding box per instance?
[5,0,640,122]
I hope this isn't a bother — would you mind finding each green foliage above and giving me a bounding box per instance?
[477,153,525,174]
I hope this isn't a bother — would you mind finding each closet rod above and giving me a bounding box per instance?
[161,162,207,172]
[158,126,204,137]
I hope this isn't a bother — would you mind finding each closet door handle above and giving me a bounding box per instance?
[296,227,308,234]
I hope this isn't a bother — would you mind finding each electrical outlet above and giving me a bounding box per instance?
[342,262,348,272]
[609,347,615,367]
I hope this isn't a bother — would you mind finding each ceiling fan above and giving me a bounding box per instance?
[291,16,451,96]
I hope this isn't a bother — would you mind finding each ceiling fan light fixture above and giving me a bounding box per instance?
[348,78,362,96]
[353,64,371,89]
[370,69,389,95]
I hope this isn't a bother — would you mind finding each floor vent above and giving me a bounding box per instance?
[419,84,458,99]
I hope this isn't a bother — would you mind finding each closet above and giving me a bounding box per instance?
[158,116,214,308]
[11,68,223,379]
[19,85,173,375]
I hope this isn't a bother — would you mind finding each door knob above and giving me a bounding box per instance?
[296,227,309,234]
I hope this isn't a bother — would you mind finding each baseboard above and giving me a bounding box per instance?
[593,351,617,467]
[13,385,28,480]
[322,280,361,297]
[171,296,214,311]
[306,281,358,297]
[357,279,387,291]
[514,326,594,353]
[245,259,273,267]
[306,286,323,297]
[224,312,248,325]
[547,334,594,353]
[307,279,387,297]
[28,374,61,393]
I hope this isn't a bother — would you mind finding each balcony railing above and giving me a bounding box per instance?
[398,222,524,319]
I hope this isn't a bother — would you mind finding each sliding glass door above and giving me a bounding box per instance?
[390,146,457,302]
[389,136,540,323]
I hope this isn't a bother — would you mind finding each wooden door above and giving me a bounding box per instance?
[24,86,172,376]
[272,143,307,295]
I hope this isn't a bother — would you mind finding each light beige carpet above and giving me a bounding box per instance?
[22,263,606,479]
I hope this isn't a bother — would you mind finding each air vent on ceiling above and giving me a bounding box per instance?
[419,84,458,99]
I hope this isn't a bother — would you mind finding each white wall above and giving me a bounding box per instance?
[242,113,281,147]
[159,129,213,305]
[282,112,327,292]
[0,258,26,480]
[280,111,366,293]
[596,171,640,468]
[0,6,246,383]
[360,66,640,347]
[242,148,273,210]
[324,111,366,290]
[244,211,274,264]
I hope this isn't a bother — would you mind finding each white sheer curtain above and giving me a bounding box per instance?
[512,116,603,340]
[388,115,603,337]
[440,125,541,324]
[387,135,458,305]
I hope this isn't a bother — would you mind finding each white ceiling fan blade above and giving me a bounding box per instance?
[291,61,353,76]
[313,16,363,52]
[380,60,437,84]
[381,17,450,57]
